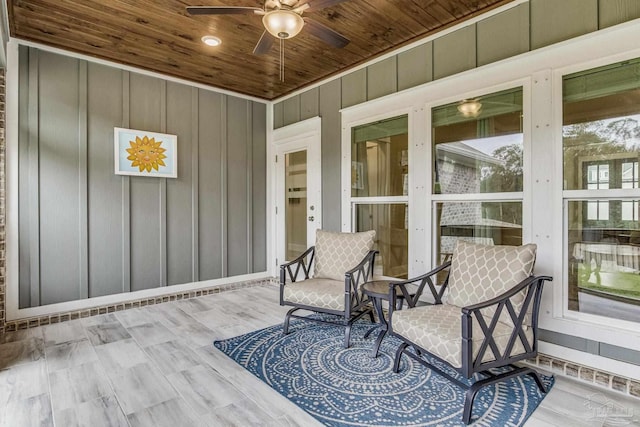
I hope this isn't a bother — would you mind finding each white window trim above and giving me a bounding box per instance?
[341,105,416,231]
[553,45,640,342]
[339,21,640,356]
[341,106,415,278]
[564,189,640,199]
[431,192,525,202]
[426,79,531,275]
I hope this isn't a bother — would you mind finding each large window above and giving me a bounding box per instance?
[563,58,640,323]
[351,115,409,278]
[432,88,524,263]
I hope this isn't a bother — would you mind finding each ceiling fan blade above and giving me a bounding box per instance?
[295,0,349,13]
[186,6,262,15]
[303,18,349,48]
[253,31,275,55]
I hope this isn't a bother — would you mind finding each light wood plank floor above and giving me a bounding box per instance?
[0,285,638,426]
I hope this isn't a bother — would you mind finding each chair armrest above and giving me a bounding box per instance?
[345,250,378,276]
[342,250,378,316]
[279,246,315,285]
[344,250,378,288]
[461,275,552,315]
[389,261,451,310]
[458,275,552,376]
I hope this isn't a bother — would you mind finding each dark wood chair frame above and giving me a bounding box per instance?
[388,261,553,424]
[279,247,378,348]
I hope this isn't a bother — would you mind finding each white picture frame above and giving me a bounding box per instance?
[114,127,177,178]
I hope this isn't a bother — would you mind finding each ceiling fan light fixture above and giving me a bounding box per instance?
[262,10,304,39]
[457,99,482,118]
[201,35,222,46]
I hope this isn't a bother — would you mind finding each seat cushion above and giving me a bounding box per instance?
[392,304,533,369]
[314,230,376,281]
[447,241,537,326]
[283,278,346,311]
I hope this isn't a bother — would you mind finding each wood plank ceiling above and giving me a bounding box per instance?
[8,0,514,100]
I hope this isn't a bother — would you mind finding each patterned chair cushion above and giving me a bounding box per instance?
[447,241,537,326]
[392,304,533,369]
[282,278,346,311]
[314,230,376,281]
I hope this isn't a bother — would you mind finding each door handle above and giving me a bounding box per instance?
[308,216,315,221]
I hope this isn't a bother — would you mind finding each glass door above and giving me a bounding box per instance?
[274,119,322,266]
[284,150,309,260]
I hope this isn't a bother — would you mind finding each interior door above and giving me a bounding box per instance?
[274,118,322,265]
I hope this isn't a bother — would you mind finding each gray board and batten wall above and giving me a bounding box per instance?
[273,0,640,365]
[17,46,267,309]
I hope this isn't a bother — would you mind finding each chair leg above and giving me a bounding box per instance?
[461,366,542,424]
[393,343,409,373]
[526,369,548,393]
[344,323,352,348]
[283,307,299,335]
[462,382,483,424]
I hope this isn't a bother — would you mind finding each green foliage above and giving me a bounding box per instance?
[479,144,523,225]
[563,117,640,157]
[480,144,523,193]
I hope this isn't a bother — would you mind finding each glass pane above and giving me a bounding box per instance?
[621,161,639,188]
[563,58,640,191]
[587,201,598,220]
[351,115,408,197]
[600,201,610,220]
[434,201,522,264]
[432,88,523,194]
[568,200,640,323]
[285,151,307,261]
[354,204,408,279]
[621,201,635,221]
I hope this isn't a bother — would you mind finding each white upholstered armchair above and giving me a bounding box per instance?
[279,230,377,348]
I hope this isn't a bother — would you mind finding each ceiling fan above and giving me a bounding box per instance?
[187,0,351,55]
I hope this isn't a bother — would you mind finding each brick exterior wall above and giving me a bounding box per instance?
[0,69,5,335]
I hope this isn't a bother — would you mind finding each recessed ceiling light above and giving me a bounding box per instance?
[201,36,221,47]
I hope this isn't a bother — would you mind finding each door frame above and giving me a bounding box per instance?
[272,117,322,274]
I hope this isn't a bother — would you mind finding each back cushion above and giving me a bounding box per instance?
[447,241,537,326]
[314,230,376,281]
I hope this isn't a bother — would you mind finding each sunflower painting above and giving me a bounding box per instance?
[114,128,177,178]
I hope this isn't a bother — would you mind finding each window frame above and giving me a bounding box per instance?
[556,52,640,333]
[428,83,531,267]
[343,110,412,279]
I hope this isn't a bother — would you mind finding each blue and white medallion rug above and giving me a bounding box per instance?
[213,317,554,426]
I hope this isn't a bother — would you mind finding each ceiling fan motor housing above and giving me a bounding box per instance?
[263,9,305,39]
[187,0,350,53]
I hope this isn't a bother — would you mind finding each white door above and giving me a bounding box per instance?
[274,117,322,265]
